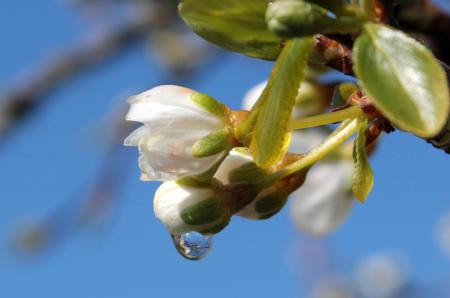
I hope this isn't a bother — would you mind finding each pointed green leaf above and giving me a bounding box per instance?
[352,117,374,203]
[251,37,313,168]
[179,0,282,60]
[353,23,450,138]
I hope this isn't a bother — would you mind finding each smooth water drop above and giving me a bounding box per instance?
[171,231,213,260]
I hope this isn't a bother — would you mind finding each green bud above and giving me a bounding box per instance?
[267,0,361,38]
[154,181,231,235]
[237,187,289,219]
[237,167,309,220]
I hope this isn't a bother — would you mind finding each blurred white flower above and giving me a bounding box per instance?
[124,85,227,181]
[242,80,267,111]
[242,81,354,232]
[311,275,355,298]
[242,80,322,118]
[154,180,230,235]
[354,253,409,298]
[435,211,450,259]
[290,160,353,236]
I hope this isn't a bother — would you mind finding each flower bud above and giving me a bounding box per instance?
[237,187,290,220]
[154,180,231,235]
[214,148,308,220]
[267,0,360,38]
[124,85,233,181]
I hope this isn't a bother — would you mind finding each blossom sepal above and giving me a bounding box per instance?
[191,92,229,120]
[192,127,234,158]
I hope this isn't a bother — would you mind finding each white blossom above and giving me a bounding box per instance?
[242,80,319,118]
[124,85,226,181]
[242,81,267,111]
[290,160,354,236]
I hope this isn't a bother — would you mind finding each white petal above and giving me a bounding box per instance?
[213,149,253,184]
[123,126,149,147]
[127,85,219,121]
[126,101,221,129]
[242,81,267,110]
[290,162,354,236]
[138,129,224,181]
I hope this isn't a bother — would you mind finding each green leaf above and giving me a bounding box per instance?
[352,117,374,203]
[251,37,313,168]
[353,23,450,138]
[179,0,282,60]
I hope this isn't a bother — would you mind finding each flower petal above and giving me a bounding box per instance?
[123,126,149,147]
[138,129,224,181]
[127,85,221,122]
[126,102,222,129]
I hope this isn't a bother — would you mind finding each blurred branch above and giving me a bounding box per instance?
[396,0,450,64]
[0,0,182,138]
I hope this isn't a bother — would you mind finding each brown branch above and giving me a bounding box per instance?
[396,0,450,64]
[311,35,354,75]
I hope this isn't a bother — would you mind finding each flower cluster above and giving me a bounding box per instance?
[125,83,356,238]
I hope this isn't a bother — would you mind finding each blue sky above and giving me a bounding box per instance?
[0,1,449,297]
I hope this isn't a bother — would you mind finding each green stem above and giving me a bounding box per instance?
[290,106,363,130]
[258,118,360,187]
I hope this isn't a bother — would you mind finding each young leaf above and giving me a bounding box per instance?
[251,37,313,168]
[352,117,374,203]
[179,0,282,60]
[353,23,450,138]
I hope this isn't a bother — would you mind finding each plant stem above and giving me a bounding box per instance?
[290,106,363,130]
[258,118,360,187]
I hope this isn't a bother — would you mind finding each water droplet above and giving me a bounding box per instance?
[171,231,213,260]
